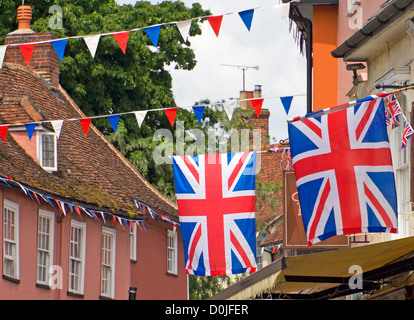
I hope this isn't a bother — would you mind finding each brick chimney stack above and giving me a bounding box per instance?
[240,85,270,148]
[4,5,60,89]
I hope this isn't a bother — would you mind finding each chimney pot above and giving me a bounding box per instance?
[17,5,32,30]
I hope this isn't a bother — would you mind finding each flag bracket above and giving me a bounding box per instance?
[376,82,414,91]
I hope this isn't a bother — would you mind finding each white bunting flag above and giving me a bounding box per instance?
[134,111,148,128]
[176,19,192,42]
[83,35,101,58]
[0,45,7,69]
[51,120,64,138]
[275,3,290,23]
[223,100,237,120]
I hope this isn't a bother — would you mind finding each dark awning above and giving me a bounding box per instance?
[210,236,414,300]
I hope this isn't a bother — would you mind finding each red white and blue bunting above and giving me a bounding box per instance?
[0,3,291,67]
[0,175,180,231]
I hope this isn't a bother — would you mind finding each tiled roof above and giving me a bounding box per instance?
[0,63,178,220]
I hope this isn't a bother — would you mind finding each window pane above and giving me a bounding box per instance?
[42,134,55,168]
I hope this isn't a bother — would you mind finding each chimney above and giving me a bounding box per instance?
[4,5,60,89]
[240,85,270,148]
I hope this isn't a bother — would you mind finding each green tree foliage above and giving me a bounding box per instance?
[189,274,231,300]
[0,0,213,197]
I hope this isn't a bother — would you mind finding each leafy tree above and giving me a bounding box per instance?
[0,0,212,197]
[189,274,231,300]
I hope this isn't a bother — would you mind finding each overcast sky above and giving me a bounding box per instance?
[115,0,307,142]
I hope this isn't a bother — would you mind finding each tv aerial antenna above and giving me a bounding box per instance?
[221,64,259,91]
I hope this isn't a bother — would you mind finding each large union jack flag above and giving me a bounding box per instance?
[172,152,257,276]
[288,98,398,246]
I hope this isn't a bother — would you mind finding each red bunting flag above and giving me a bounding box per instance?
[207,15,223,37]
[164,108,177,126]
[251,98,264,117]
[0,125,8,142]
[113,31,130,54]
[19,44,35,66]
[79,118,92,136]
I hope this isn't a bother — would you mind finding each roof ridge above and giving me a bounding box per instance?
[2,62,52,89]
[2,62,41,79]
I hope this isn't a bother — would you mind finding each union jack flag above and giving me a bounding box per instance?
[172,152,257,276]
[386,94,402,128]
[401,123,414,150]
[288,98,398,245]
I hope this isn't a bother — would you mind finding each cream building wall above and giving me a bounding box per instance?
[356,22,414,244]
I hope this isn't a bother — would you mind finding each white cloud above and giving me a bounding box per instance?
[116,0,307,141]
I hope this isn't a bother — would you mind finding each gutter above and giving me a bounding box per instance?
[331,0,413,60]
[289,4,313,114]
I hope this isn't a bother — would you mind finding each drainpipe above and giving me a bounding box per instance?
[289,8,313,114]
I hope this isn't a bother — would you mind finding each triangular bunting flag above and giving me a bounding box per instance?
[280,96,293,115]
[0,125,8,142]
[51,120,64,138]
[275,3,290,23]
[164,108,177,127]
[113,31,130,54]
[192,105,205,124]
[108,114,120,132]
[238,9,254,31]
[251,98,264,117]
[145,25,161,47]
[223,100,237,120]
[83,35,100,58]
[207,15,223,37]
[0,45,7,69]
[51,39,67,61]
[25,123,37,140]
[134,111,148,128]
[79,118,92,136]
[19,44,35,66]
[176,19,192,42]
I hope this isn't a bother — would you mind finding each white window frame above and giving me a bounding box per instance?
[68,220,86,295]
[130,226,137,262]
[167,229,177,275]
[37,131,58,172]
[36,210,55,286]
[389,94,411,239]
[3,199,20,280]
[256,245,263,270]
[101,227,116,299]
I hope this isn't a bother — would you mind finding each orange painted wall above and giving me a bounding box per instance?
[312,5,338,111]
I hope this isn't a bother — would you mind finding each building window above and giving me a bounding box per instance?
[38,132,57,171]
[389,94,411,239]
[3,200,19,280]
[256,246,263,270]
[390,95,410,211]
[130,227,137,262]
[68,220,86,295]
[167,229,177,275]
[37,210,54,286]
[101,227,116,299]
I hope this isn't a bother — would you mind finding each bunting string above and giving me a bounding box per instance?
[0,2,292,67]
[0,93,306,143]
[0,175,181,230]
